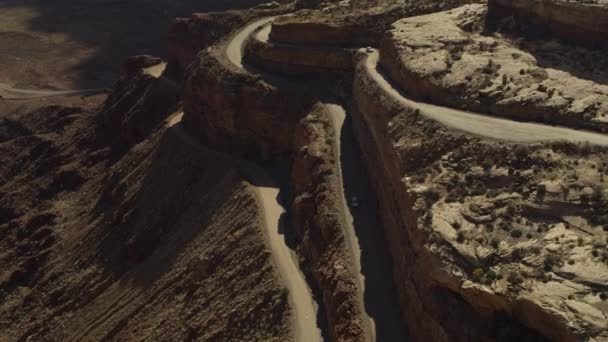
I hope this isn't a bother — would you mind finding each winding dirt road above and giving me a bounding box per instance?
[0,82,106,100]
[225,19,322,342]
[0,62,167,100]
[366,50,608,146]
[327,104,407,342]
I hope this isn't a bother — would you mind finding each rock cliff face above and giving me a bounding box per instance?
[487,0,608,50]
[244,29,354,75]
[352,51,608,341]
[101,64,179,145]
[181,47,312,159]
[167,11,248,77]
[290,104,366,342]
[270,21,375,47]
[380,5,608,132]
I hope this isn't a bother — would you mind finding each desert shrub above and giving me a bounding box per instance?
[507,272,524,286]
[457,231,465,243]
[423,187,440,203]
[536,184,547,204]
[514,145,529,159]
[472,268,485,281]
[486,188,499,198]
[510,229,522,238]
[280,287,290,301]
[544,254,561,271]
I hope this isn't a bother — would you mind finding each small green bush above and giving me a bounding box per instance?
[510,229,522,238]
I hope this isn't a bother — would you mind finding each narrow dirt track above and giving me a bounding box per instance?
[225,19,323,342]
[0,82,106,100]
[0,63,166,100]
[366,50,608,146]
[326,104,408,342]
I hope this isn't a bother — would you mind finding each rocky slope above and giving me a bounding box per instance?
[487,0,608,50]
[380,4,608,132]
[0,62,290,341]
[270,0,475,47]
[353,47,608,341]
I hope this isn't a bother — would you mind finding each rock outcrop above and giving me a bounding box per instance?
[244,26,355,75]
[182,47,313,159]
[167,11,249,77]
[380,4,608,132]
[487,0,608,50]
[101,60,179,145]
[290,104,367,342]
[352,48,608,341]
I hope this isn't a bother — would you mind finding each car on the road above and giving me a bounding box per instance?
[351,196,359,208]
[366,47,373,53]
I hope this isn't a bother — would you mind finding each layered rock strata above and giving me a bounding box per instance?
[380,5,608,132]
[244,26,355,75]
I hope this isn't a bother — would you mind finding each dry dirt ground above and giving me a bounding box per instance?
[0,0,283,90]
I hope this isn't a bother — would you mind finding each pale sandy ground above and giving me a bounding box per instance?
[366,50,608,146]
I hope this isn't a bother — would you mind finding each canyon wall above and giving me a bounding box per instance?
[182,46,367,341]
[487,0,608,50]
[270,21,376,47]
[350,54,570,341]
[244,33,355,75]
[167,12,248,77]
[290,104,367,342]
[182,48,313,159]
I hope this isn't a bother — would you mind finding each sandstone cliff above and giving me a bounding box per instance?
[380,5,608,132]
[167,11,249,77]
[352,50,608,341]
[290,104,367,342]
[182,46,313,159]
[244,27,355,75]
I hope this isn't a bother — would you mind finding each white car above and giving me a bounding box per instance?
[366,47,374,53]
[351,196,360,208]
